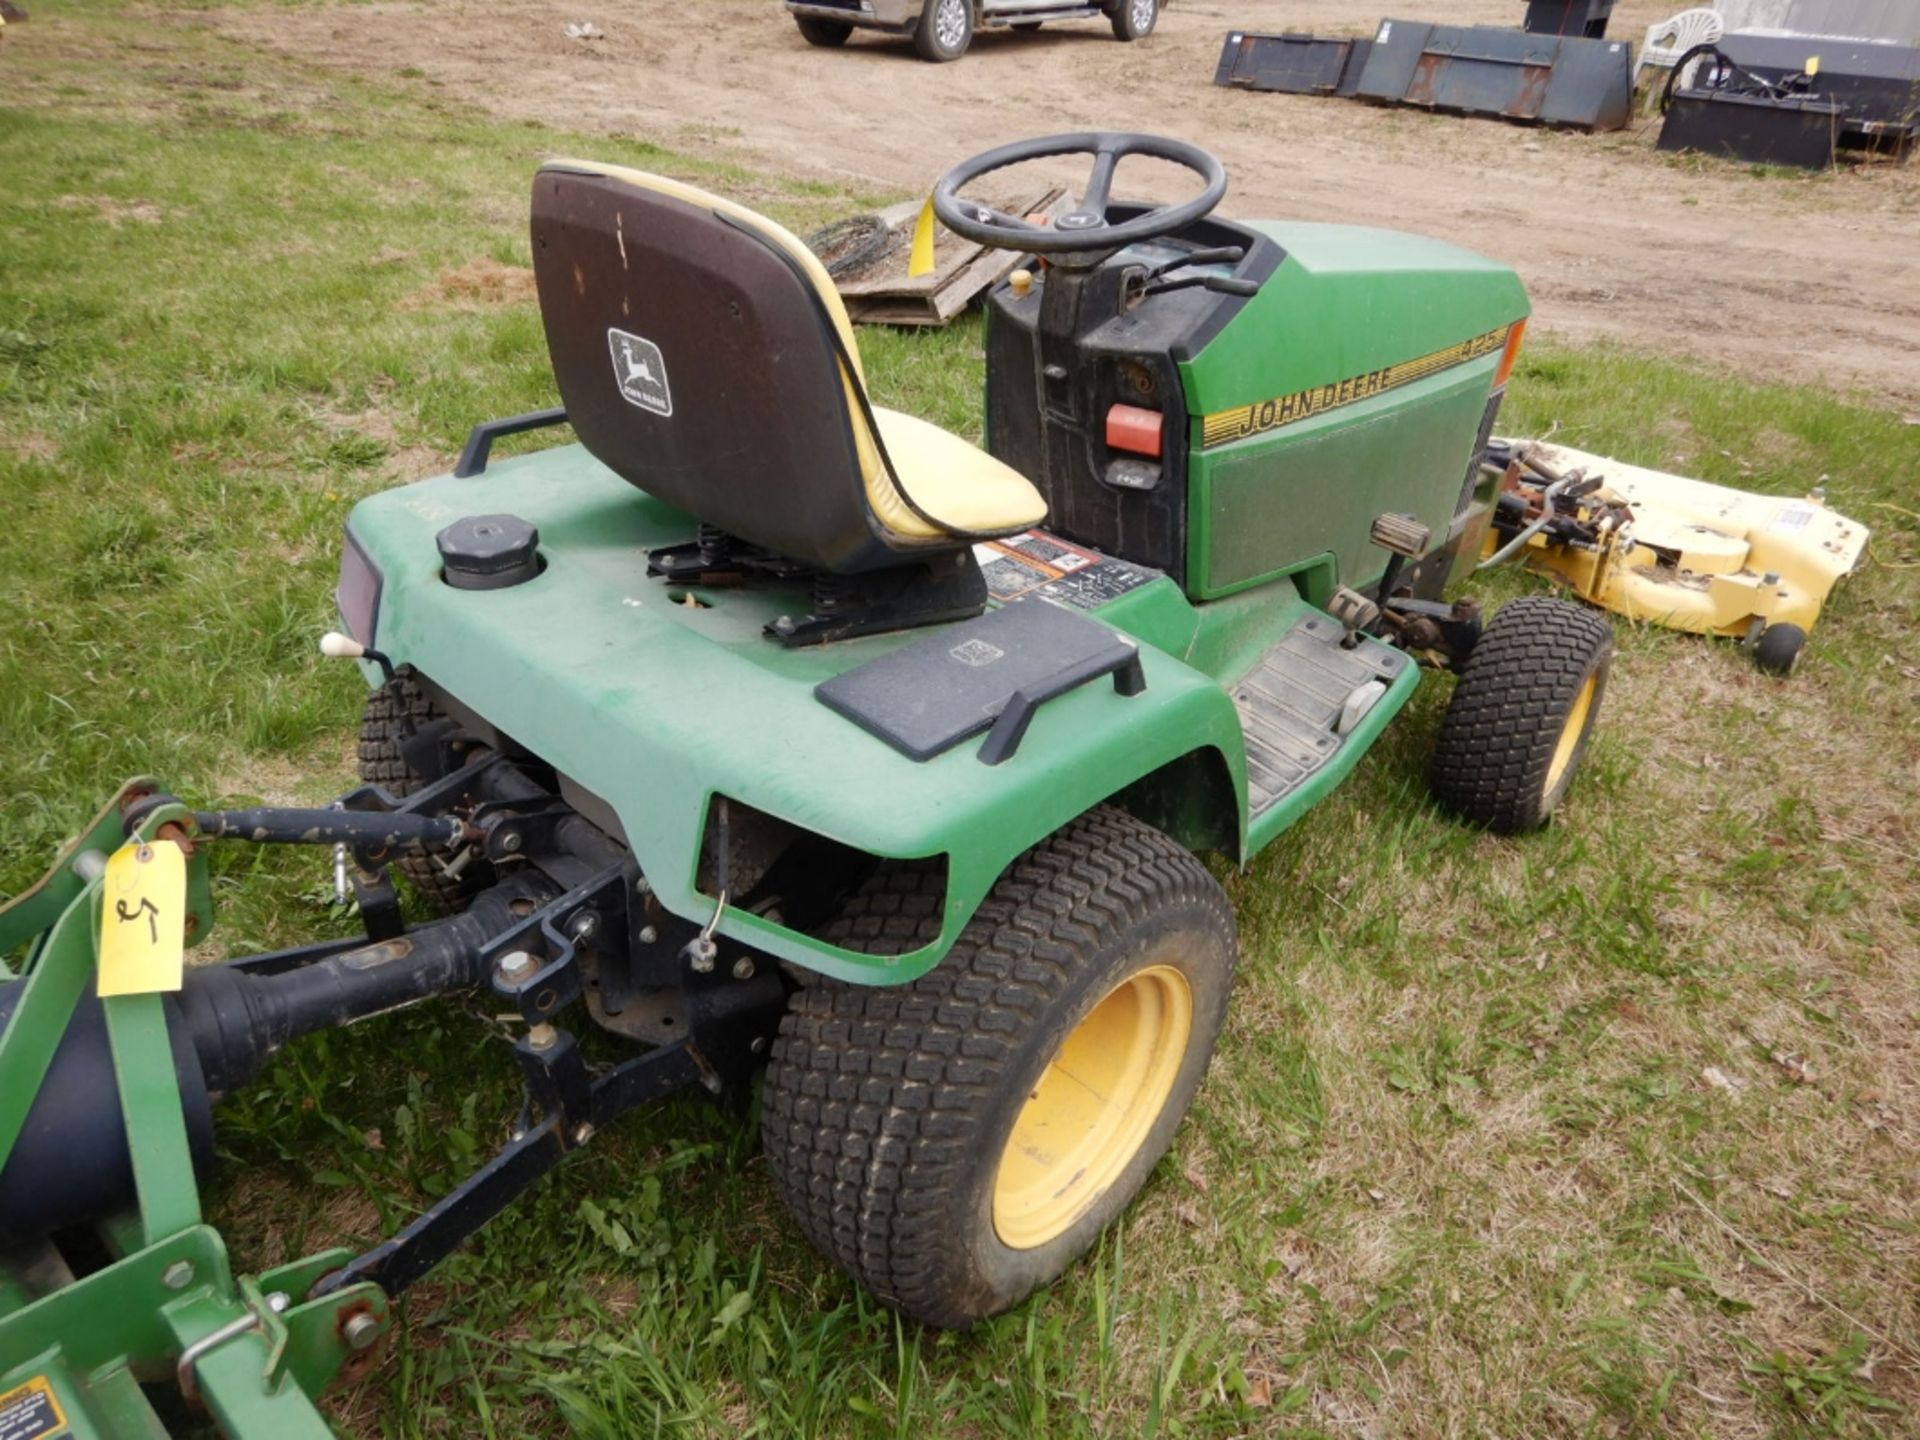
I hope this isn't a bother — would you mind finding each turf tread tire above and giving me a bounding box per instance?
[1429,596,1612,834]
[761,806,1235,1329]
[356,672,479,915]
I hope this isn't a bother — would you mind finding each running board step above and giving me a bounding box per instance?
[1233,612,1411,819]
[982,6,1102,24]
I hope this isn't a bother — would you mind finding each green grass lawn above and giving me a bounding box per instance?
[4,4,1918,1436]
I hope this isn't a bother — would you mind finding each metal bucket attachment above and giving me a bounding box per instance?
[1523,0,1616,39]
[1658,89,1847,167]
[1353,20,1635,131]
[1213,31,1373,96]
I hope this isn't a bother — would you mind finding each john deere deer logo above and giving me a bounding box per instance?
[607,328,672,417]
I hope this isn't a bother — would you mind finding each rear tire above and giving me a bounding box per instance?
[761,807,1236,1329]
[1109,0,1158,41]
[1429,596,1613,833]
[913,0,972,60]
[357,672,486,915]
[794,15,852,46]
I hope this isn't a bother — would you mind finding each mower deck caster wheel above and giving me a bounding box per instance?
[1429,596,1613,833]
[1751,622,1806,677]
[794,15,851,46]
[762,807,1236,1329]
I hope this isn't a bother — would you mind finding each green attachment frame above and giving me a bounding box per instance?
[0,783,391,1440]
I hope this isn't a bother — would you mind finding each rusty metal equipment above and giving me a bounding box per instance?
[1213,30,1373,96]
[1523,0,1615,39]
[1351,19,1635,131]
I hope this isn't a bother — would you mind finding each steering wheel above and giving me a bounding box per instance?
[931,132,1227,257]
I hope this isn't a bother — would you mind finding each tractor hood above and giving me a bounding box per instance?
[339,444,1248,983]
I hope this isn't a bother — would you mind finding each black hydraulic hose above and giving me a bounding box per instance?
[175,874,558,1095]
[192,807,469,851]
[1660,44,1790,113]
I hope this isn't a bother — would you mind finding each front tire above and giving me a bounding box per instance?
[1109,0,1158,41]
[794,15,852,46]
[761,808,1236,1329]
[1429,596,1613,833]
[913,0,972,61]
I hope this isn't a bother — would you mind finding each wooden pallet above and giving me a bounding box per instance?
[833,187,1068,327]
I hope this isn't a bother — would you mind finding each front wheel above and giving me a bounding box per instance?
[913,0,972,60]
[761,808,1237,1328]
[1428,596,1613,833]
[1109,0,1158,41]
[794,15,852,46]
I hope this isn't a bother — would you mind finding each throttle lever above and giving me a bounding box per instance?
[1145,245,1245,280]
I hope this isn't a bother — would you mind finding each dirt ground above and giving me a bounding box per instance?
[218,0,1920,405]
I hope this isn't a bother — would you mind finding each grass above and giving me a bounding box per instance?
[4,3,1918,1436]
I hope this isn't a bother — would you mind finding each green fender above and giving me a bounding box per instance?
[344,447,1250,984]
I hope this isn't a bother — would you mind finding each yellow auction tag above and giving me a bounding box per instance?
[909,196,937,279]
[97,840,187,996]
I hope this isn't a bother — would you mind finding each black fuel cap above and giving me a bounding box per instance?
[437,514,541,591]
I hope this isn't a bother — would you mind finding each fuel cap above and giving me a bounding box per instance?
[437,514,541,591]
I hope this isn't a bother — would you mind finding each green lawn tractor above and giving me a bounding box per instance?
[0,133,1614,1436]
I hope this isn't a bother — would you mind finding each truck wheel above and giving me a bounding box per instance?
[1109,0,1158,41]
[913,0,972,61]
[1752,622,1806,676]
[357,671,486,915]
[762,807,1236,1329]
[794,15,851,46]
[1429,596,1612,834]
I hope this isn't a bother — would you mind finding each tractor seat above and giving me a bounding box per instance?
[530,161,1047,576]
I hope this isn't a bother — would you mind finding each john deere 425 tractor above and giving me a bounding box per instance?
[0,134,1612,1435]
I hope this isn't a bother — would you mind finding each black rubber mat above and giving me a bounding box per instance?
[1233,613,1409,817]
[817,599,1139,762]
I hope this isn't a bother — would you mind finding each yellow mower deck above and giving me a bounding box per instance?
[1492,440,1869,641]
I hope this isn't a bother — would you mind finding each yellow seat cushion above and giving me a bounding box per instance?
[869,407,1049,540]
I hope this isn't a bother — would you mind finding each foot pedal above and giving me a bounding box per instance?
[1370,511,1432,557]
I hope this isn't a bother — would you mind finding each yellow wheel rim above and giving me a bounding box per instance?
[1546,674,1599,793]
[992,964,1193,1251]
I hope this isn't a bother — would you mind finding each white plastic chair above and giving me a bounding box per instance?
[1638,7,1725,78]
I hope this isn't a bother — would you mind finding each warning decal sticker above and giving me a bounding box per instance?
[972,531,1159,611]
[1770,502,1816,532]
[0,1376,67,1440]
